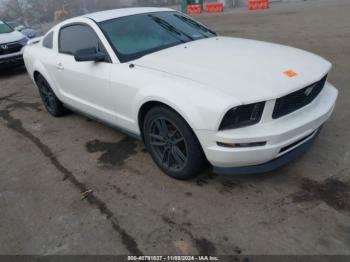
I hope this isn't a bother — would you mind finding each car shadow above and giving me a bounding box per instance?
[193,165,288,187]
[0,66,27,79]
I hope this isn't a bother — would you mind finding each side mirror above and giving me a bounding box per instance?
[74,48,106,62]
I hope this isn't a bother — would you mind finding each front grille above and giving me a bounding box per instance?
[0,42,23,55]
[273,75,327,119]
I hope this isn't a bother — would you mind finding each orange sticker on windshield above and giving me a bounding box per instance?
[284,70,298,78]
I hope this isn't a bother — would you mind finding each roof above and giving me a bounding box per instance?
[84,7,174,22]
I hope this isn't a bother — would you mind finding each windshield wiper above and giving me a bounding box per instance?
[148,14,194,42]
[174,14,217,37]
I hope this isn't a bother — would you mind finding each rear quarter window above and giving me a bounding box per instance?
[43,32,53,49]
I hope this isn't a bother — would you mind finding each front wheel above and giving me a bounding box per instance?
[143,106,206,180]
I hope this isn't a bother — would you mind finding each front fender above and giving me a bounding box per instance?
[133,76,241,132]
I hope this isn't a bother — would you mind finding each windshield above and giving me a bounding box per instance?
[98,11,217,63]
[0,21,14,34]
[7,22,20,28]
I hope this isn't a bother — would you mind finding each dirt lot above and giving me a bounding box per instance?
[0,0,349,256]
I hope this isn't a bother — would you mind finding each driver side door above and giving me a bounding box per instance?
[54,23,114,123]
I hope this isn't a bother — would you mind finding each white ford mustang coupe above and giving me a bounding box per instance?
[24,8,338,179]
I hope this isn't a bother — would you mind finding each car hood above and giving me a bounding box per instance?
[134,36,331,104]
[0,30,25,44]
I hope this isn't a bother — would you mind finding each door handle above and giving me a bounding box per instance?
[56,63,64,70]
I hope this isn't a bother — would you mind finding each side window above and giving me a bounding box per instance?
[43,31,53,49]
[59,24,106,56]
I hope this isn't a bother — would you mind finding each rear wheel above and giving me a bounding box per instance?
[36,74,66,117]
[143,106,206,180]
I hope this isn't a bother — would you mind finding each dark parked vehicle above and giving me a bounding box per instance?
[6,21,38,39]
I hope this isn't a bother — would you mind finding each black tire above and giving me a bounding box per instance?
[35,74,66,117]
[143,106,206,180]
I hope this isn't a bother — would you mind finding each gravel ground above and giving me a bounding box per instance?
[0,0,349,255]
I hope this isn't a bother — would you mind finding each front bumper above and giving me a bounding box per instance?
[196,82,338,174]
[214,128,320,175]
[0,52,24,68]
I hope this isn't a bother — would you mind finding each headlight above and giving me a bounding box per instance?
[219,102,265,130]
[19,37,29,46]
